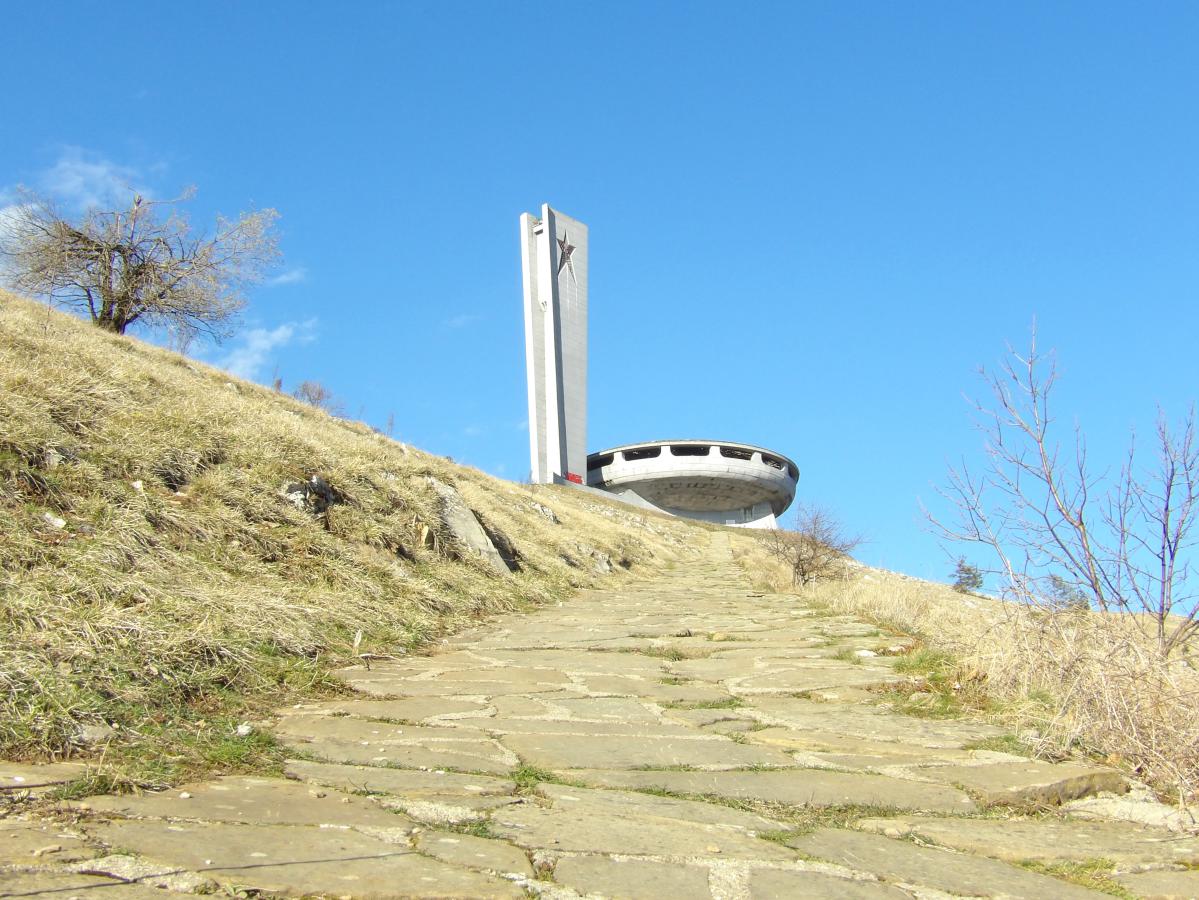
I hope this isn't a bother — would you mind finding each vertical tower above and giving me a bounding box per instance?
[520,205,588,484]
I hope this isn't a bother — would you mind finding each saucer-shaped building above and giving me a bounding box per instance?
[586,440,798,529]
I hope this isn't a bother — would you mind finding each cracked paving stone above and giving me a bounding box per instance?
[487,784,795,861]
[74,775,412,832]
[0,762,88,796]
[552,855,712,899]
[274,715,517,774]
[284,759,516,798]
[1116,869,1199,899]
[524,695,666,723]
[414,830,533,877]
[572,674,736,703]
[0,872,181,899]
[0,820,95,866]
[918,760,1128,805]
[858,814,1199,867]
[82,820,523,899]
[559,767,976,812]
[748,869,912,899]
[785,828,1108,898]
[500,731,795,770]
[745,699,1008,748]
[452,717,700,738]
[279,697,491,721]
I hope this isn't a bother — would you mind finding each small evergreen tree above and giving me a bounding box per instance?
[952,557,984,593]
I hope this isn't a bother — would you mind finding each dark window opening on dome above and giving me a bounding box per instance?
[671,445,710,457]
[587,453,614,470]
[623,447,662,461]
[719,447,753,460]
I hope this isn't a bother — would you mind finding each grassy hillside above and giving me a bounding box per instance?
[0,292,705,785]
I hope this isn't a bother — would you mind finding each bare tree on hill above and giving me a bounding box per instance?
[0,187,279,345]
[764,504,862,586]
[933,331,1198,657]
[292,380,344,416]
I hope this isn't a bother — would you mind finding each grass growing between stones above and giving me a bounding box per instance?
[662,697,745,710]
[511,764,568,793]
[633,784,907,837]
[0,291,703,787]
[962,733,1033,756]
[448,819,499,839]
[1016,859,1134,898]
[639,647,701,661]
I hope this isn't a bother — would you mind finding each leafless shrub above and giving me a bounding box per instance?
[0,187,279,343]
[763,503,861,586]
[292,380,344,416]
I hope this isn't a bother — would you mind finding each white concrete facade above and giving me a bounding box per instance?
[520,205,588,484]
[586,440,798,529]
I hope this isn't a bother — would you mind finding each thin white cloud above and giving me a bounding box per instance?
[213,319,317,380]
[463,424,485,437]
[39,147,146,211]
[265,266,308,287]
[443,313,482,329]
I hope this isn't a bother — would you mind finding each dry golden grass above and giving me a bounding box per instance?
[0,292,705,784]
[733,537,1199,805]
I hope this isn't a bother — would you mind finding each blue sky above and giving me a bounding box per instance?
[3,2,1196,581]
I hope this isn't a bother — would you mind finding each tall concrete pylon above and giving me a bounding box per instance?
[520,205,588,485]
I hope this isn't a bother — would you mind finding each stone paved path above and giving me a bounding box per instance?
[6,534,1199,898]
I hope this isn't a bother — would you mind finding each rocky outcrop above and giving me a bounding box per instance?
[280,475,343,515]
[426,477,514,575]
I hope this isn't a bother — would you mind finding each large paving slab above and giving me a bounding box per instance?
[745,698,1008,748]
[918,759,1128,805]
[82,819,523,899]
[551,855,713,899]
[487,786,795,860]
[746,868,917,899]
[558,767,977,812]
[1116,869,1199,899]
[0,871,181,899]
[284,759,517,798]
[0,820,96,867]
[859,814,1199,867]
[0,761,88,796]
[74,775,412,834]
[785,828,1107,898]
[500,731,796,770]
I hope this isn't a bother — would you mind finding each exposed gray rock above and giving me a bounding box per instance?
[281,474,343,514]
[74,722,116,745]
[427,476,511,574]
[529,501,559,524]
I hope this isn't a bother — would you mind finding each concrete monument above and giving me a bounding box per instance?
[520,204,796,528]
[520,205,588,485]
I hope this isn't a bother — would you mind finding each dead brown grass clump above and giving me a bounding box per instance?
[734,537,1199,805]
[0,292,702,783]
